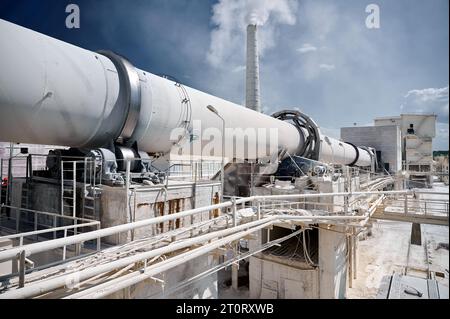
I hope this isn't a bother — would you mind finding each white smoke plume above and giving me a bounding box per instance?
[207,0,299,68]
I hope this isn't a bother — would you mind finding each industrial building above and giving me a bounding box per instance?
[342,114,437,187]
[0,17,448,300]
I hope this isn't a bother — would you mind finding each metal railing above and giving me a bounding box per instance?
[0,204,100,247]
[0,190,409,262]
[165,160,223,181]
[1,188,448,298]
[382,193,449,218]
[0,203,101,288]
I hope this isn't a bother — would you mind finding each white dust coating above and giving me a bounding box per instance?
[207,0,299,67]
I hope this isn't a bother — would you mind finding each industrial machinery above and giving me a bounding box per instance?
[3,18,436,302]
[0,19,375,187]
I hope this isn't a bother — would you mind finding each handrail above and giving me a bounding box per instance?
[1,189,438,263]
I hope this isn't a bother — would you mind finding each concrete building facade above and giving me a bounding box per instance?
[341,125,402,173]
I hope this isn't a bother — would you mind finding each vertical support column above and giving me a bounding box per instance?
[319,225,348,299]
[53,215,57,239]
[7,143,13,206]
[29,154,33,183]
[15,205,20,233]
[344,166,350,214]
[344,195,349,215]
[7,157,12,206]
[212,192,220,218]
[231,242,239,291]
[231,197,237,228]
[72,161,76,218]
[348,233,353,288]
[125,160,132,241]
[257,200,261,220]
[352,227,357,280]
[75,242,81,256]
[34,211,37,241]
[411,223,422,246]
[1,158,4,229]
[96,223,101,251]
[404,194,408,215]
[61,161,64,215]
[0,157,4,229]
[25,155,29,181]
[63,229,67,260]
[82,157,87,219]
[18,250,25,288]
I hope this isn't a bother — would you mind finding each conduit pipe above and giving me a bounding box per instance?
[1,213,368,299]
[4,189,445,298]
[65,220,279,299]
[0,218,275,299]
[0,190,421,263]
[150,228,307,299]
[0,201,231,262]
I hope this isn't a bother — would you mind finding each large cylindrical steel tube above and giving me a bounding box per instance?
[319,135,372,167]
[0,19,300,161]
[130,72,302,158]
[0,19,123,148]
[0,19,371,167]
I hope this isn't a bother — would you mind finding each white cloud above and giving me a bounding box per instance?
[297,43,317,54]
[402,86,449,123]
[319,63,335,71]
[206,0,299,68]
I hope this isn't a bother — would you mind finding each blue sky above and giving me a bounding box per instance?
[0,0,448,149]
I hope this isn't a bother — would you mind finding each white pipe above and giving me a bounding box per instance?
[0,221,99,241]
[277,215,366,221]
[0,189,421,263]
[359,195,385,227]
[0,201,232,262]
[0,211,370,299]
[234,190,413,204]
[0,217,275,299]
[151,228,307,299]
[65,220,277,299]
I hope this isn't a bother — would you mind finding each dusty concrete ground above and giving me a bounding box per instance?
[348,183,449,299]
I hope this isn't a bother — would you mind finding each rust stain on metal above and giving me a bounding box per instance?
[154,198,185,233]
[213,192,220,218]
[155,202,165,233]
[168,200,174,230]
[175,199,182,229]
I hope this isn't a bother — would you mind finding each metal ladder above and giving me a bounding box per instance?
[82,158,99,220]
[61,158,99,220]
[61,161,76,218]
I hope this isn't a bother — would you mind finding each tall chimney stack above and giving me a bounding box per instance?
[245,24,261,113]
